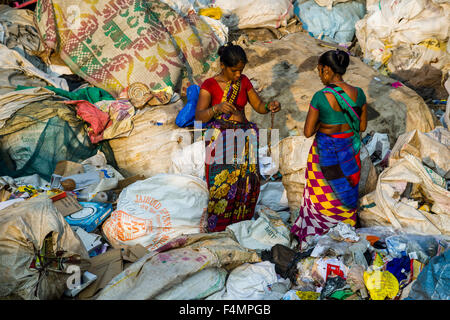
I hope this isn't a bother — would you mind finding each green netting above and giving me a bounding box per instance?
[0,116,117,182]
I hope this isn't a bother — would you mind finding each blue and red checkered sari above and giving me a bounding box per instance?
[291,86,362,249]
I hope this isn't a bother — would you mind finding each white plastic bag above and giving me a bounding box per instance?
[213,261,282,300]
[215,0,294,30]
[226,206,292,251]
[364,132,390,166]
[258,145,279,179]
[102,174,209,251]
[359,155,450,235]
[256,181,289,212]
[355,0,450,74]
[109,101,193,178]
[170,141,205,180]
[278,135,315,213]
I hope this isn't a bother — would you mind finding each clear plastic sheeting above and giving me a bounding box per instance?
[385,234,448,264]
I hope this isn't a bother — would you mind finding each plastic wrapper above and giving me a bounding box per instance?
[295,257,318,288]
[364,269,399,300]
[356,226,400,242]
[310,235,353,258]
[385,234,448,264]
[346,264,368,299]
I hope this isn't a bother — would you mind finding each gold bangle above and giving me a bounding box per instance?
[211,106,216,116]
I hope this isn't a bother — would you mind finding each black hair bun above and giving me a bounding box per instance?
[217,43,248,67]
[218,45,226,57]
[335,49,350,69]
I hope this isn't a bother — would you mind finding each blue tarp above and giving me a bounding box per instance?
[293,0,366,44]
[407,249,450,300]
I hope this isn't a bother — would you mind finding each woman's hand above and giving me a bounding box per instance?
[216,101,238,115]
[268,101,281,113]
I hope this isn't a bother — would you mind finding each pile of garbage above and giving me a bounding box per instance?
[0,0,449,301]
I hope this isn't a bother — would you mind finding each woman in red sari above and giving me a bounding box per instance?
[195,44,281,232]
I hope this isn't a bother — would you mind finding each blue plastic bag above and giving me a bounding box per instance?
[386,254,411,288]
[293,0,366,44]
[176,84,200,127]
[406,249,449,300]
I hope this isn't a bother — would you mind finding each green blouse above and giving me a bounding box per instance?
[310,87,366,125]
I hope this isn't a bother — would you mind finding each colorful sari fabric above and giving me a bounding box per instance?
[291,131,361,249]
[291,85,363,249]
[204,77,260,232]
[321,84,363,153]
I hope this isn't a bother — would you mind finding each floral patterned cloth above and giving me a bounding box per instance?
[205,118,260,232]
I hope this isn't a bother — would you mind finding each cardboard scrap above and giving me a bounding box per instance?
[54,160,85,177]
[51,192,83,217]
[78,244,149,300]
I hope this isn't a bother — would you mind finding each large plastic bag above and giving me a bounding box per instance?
[407,249,449,300]
[35,0,220,97]
[208,261,288,300]
[389,129,450,173]
[359,154,450,235]
[97,231,260,299]
[0,196,90,300]
[154,267,227,300]
[278,135,314,214]
[102,174,209,251]
[355,0,450,76]
[215,0,294,30]
[97,247,219,300]
[109,101,193,178]
[294,0,366,44]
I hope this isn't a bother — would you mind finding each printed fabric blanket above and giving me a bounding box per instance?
[35,0,221,97]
